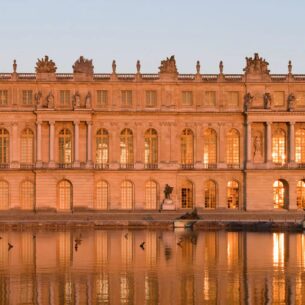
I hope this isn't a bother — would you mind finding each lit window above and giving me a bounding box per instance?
[145,180,158,209]
[22,90,33,105]
[59,129,72,164]
[97,90,108,107]
[0,180,9,210]
[146,90,157,107]
[120,129,133,167]
[58,180,72,210]
[227,91,239,107]
[121,90,132,107]
[0,90,8,106]
[20,180,34,210]
[203,128,217,167]
[227,180,239,209]
[96,129,109,165]
[272,129,286,164]
[144,129,158,167]
[297,180,305,209]
[226,129,240,167]
[60,90,70,106]
[273,180,287,209]
[181,180,193,208]
[96,180,108,210]
[181,129,194,166]
[204,91,216,106]
[273,91,285,107]
[181,91,193,106]
[0,128,9,164]
[296,129,305,164]
[121,180,133,209]
[21,128,34,164]
[204,180,216,208]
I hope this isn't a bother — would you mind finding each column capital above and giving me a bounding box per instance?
[36,120,42,125]
[73,120,80,125]
[86,121,93,126]
[10,122,17,127]
[48,120,55,125]
[266,121,272,126]
[290,121,296,126]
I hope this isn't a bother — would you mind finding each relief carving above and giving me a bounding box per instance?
[73,56,94,74]
[252,131,263,162]
[35,56,57,73]
[73,92,81,108]
[46,92,54,109]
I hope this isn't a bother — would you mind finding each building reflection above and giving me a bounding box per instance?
[0,230,304,304]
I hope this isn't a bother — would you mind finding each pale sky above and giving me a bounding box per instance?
[0,0,304,73]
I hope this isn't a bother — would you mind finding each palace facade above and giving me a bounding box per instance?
[0,54,305,212]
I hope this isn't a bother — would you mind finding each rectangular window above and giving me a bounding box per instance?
[227,91,239,107]
[181,91,193,106]
[97,90,108,106]
[60,90,70,106]
[146,90,157,107]
[121,90,132,107]
[273,91,285,107]
[296,91,305,106]
[22,90,33,105]
[0,90,8,106]
[204,91,216,106]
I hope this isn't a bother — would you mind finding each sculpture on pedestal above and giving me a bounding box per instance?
[288,93,296,111]
[35,56,57,73]
[73,92,81,108]
[159,56,178,74]
[263,93,272,109]
[46,92,54,109]
[85,92,92,108]
[73,56,94,74]
[244,93,253,111]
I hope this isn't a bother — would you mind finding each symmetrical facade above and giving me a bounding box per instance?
[1,54,305,211]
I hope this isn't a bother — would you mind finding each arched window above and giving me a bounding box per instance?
[226,129,240,167]
[181,129,194,168]
[203,128,217,168]
[204,180,216,208]
[227,180,239,209]
[272,129,286,165]
[144,129,158,168]
[273,180,288,209]
[0,180,9,210]
[96,180,108,209]
[121,180,133,209]
[297,180,305,209]
[145,180,158,209]
[181,180,193,208]
[20,180,34,210]
[21,128,34,164]
[120,129,133,168]
[59,129,72,164]
[96,129,109,166]
[0,128,9,165]
[296,129,305,164]
[58,180,72,210]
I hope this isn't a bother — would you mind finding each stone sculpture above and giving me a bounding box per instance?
[35,56,57,73]
[288,93,296,111]
[73,56,94,74]
[73,92,81,108]
[159,55,178,74]
[85,92,92,108]
[244,93,254,111]
[244,53,270,75]
[46,92,54,108]
[263,93,272,109]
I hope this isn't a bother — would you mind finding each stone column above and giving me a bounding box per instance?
[266,122,272,165]
[86,121,93,167]
[218,123,226,168]
[36,121,42,167]
[10,122,19,168]
[195,124,203,169]
[109,124,119,169]
[49,121,55,167]
[246,122,252,165]
[73,120,80,167]
[289,121,295,164]
[134,123,144,169]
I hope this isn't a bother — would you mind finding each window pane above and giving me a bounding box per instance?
[146,91,157,107]
[181,129,194,165]
[226,129,239,165]
[182,91,193,106]
[145,181,157,209]
[96,181,108,209]
[97,90,108,106]
[272,129,286,164]
[204,91,216,106]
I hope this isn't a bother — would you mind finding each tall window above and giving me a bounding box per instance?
[296,129,305,164]
[226,129,240,167]
[22,90,33,105]
[60,90,70,106]
[0,90,8,106]
[272,129,286,164]
[273,91,285,107]
[121,180,133,209]
[297,180,305,209]
[144,129,158,168]
[121,90,132,107]
[181,91,193,106]
[97,90,108,107]
[96,180,108,210]
[145,180,158,209]
[0,181,9,210]
[146,90,157,107]
[0,128,9,165]
[59,129,72,164]
[204,91,216,106]
[273,180,288,209]
[181,129,194,167]
[20,180,34,210]
[120,129,133,167]
[181,180,193,208]
[227,180,239,209]
[58,180,72,210]
[203,128,217,167]
[96,129,109,166]
[227,91,239,107]
[21,128,34,164]
[204,180,216,208]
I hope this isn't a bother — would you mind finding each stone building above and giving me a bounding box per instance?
[0,53,304,212]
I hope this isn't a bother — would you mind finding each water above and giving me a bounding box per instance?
[0,229,304,305]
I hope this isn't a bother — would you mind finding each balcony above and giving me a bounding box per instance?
[0,163,9,169]
[272,162,288,169]
[20,163,35,169]
[181,163,194,170]
[120,163,134,170]
[296,163,305,168]
[94,163,109,170]
[203,163,217,169]
[227,164,240,169]
[144,163,158,170]
[57,163,73,169]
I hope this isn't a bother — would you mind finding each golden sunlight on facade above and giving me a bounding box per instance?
[0,53,305,211]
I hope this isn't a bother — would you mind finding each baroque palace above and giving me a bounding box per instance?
[0,53,305,212]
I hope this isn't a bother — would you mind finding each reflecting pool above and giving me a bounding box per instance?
[0,229,305,304]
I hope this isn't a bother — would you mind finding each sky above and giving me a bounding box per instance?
[0,0,304,74]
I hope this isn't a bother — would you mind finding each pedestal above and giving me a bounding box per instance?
[161,199,176,211]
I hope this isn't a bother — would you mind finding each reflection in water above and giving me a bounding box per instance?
[0,230,305,304]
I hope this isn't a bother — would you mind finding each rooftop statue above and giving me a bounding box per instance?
[159,55,178,74]
[243,53,270,75]
[35,55,57,73]
[73,56,94,74]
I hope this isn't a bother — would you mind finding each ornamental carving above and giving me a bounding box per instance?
[159,55,178,74]
[263,93,272,109]
[288,93,296,111]
[73,56,94,74]
[35,56,57,73]
[243,53,270,75]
